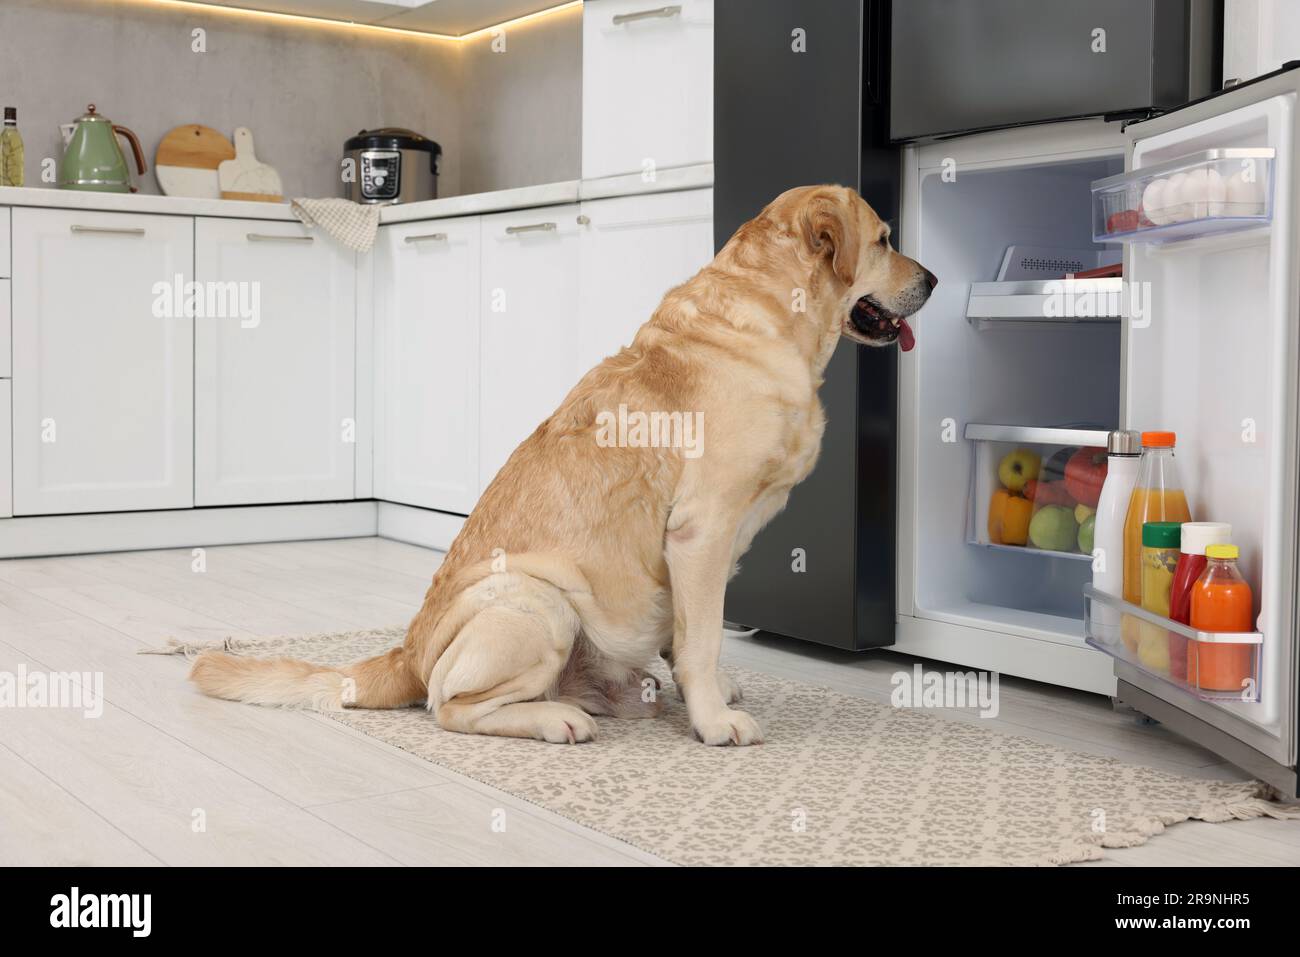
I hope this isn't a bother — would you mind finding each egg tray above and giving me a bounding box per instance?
[1091,148,1275,244]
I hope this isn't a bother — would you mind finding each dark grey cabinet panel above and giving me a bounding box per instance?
[715,0,898,650]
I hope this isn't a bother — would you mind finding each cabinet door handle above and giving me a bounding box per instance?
[246,233,314,243]
[612,4,682,25]
[505,222,557,235]
[404,232,448,244]
[70,225,145,236]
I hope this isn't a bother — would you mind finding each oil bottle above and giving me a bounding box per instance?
[1,107,25,187]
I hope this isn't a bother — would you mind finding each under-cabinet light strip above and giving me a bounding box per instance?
[121,0,583,43]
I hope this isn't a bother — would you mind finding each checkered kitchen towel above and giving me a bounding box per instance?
[290,198,381,253]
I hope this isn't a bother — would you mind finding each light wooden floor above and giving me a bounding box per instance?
[1,536,1295,867]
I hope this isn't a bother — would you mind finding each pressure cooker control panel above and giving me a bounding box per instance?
[360,150,401,200]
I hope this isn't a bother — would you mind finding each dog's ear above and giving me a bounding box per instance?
[799,188,860,286]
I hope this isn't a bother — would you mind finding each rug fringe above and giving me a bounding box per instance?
[137,636,244,659]
[1043,782,1300,865]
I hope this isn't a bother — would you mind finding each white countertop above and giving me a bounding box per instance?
[0,164,713,226]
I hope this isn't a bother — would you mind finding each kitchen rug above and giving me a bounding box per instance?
[151,627,1299,866]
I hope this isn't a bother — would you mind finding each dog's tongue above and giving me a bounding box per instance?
[897,317,915,352]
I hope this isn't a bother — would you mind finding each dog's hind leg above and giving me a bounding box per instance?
[429,586,596,744]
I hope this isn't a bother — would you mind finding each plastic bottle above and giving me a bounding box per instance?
[1090,429,1141,644]
[0,107,24,187]
[1189,544,1255,693]
[1138,522,1181,672]
[1122,432,1192,652]
[1168,522,1231,681]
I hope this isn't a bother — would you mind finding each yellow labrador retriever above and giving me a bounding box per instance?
[191,185,936,746]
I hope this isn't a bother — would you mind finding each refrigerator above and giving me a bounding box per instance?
[718,3,1299,793]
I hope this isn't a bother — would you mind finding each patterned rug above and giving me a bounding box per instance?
[153,627,1300,866]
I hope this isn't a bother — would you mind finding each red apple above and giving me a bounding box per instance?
[1065,447,1108,508]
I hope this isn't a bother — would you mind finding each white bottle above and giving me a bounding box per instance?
[1091,430,1142,643]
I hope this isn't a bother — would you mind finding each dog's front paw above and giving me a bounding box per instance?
[692,708,764,746]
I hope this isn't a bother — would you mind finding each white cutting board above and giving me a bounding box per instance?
[218,127,283,202]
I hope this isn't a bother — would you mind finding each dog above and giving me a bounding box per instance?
[190,184,936,746]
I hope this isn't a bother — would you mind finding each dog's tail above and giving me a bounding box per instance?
[188,646,424,710]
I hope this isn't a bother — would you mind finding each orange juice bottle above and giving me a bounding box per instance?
[1122,432,1192,652]
[1189,544,1255,693]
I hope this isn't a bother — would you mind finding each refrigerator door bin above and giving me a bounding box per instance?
[966,424,1110,560]
[1091,148,1275,243]
[966,278,1123,327]
[1083,584,1262,703]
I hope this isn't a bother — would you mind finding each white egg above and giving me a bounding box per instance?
[1178,168,1209,218]
[1205,167,1227,216]
[1142,177,1170,225]
[1226,169,1262,210]
[1164,172,1191,222]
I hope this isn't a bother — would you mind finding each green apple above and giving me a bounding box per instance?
[1078,513,1096,555]
[1029,505,1078,552]
[998,449,1041,492]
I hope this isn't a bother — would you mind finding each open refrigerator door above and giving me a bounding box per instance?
[1090,69,1300,784]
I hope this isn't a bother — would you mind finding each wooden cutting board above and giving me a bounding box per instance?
[154,124,234,199]
[218,127,283,203]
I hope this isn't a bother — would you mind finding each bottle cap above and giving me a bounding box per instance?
[1141,430,1176,448]
[1207,544,1239,560]
[1180,522,1231,556]
[1142,521,1182,548]
[2,107,14,123]
[1107,429,1141,455]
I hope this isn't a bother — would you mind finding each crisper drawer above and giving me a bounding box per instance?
[582,0,713,179]
[966,424,1110,561]
[0,208,10,278]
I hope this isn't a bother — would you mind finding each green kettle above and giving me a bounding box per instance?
[60,104,147,193]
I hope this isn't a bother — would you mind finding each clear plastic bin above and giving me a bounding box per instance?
[965,424,1110,560]
[1083,584,1262,703]
[1091,148,1274,244]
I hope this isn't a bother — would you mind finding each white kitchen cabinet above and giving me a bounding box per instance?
[1224,0,1300,86]
[375,217,481,515]
[0,381,10,518]
[0,278,10,377]
[478,206,581,491]
[11,208,194,515]
[194,218,356,506]
[582,0,714,180]
[576,188,713,371]
[0,207,10,277]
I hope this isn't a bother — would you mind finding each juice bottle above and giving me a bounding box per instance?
[1122,432,1191,651]
[1168,522,1231,681]
[1189,544,1255,694]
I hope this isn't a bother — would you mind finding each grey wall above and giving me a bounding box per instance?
[0,0,463,198]
[456,3,583,194]
[0,0,583,199]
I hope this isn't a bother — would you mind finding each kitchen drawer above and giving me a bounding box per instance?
[582,0,713,180]
[0,207,9,278]
[0,279,8,376]
[0,380,10,518]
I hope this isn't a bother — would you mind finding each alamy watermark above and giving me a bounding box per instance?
[151,274,262,328]
[890,664,1000,718]
[595,404,704,459]
[0,665,103,718]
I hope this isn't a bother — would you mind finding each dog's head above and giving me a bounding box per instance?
[769,185,936,351]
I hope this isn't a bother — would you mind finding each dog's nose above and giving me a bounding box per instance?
[923,269,938,290]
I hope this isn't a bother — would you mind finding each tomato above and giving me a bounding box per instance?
[1107,209,1141,233]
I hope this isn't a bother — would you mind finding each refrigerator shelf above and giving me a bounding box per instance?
[1091,148,1275,245]
[966,278,1122,327]
[1082,585,1262,703]
[965,424,1110,561]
